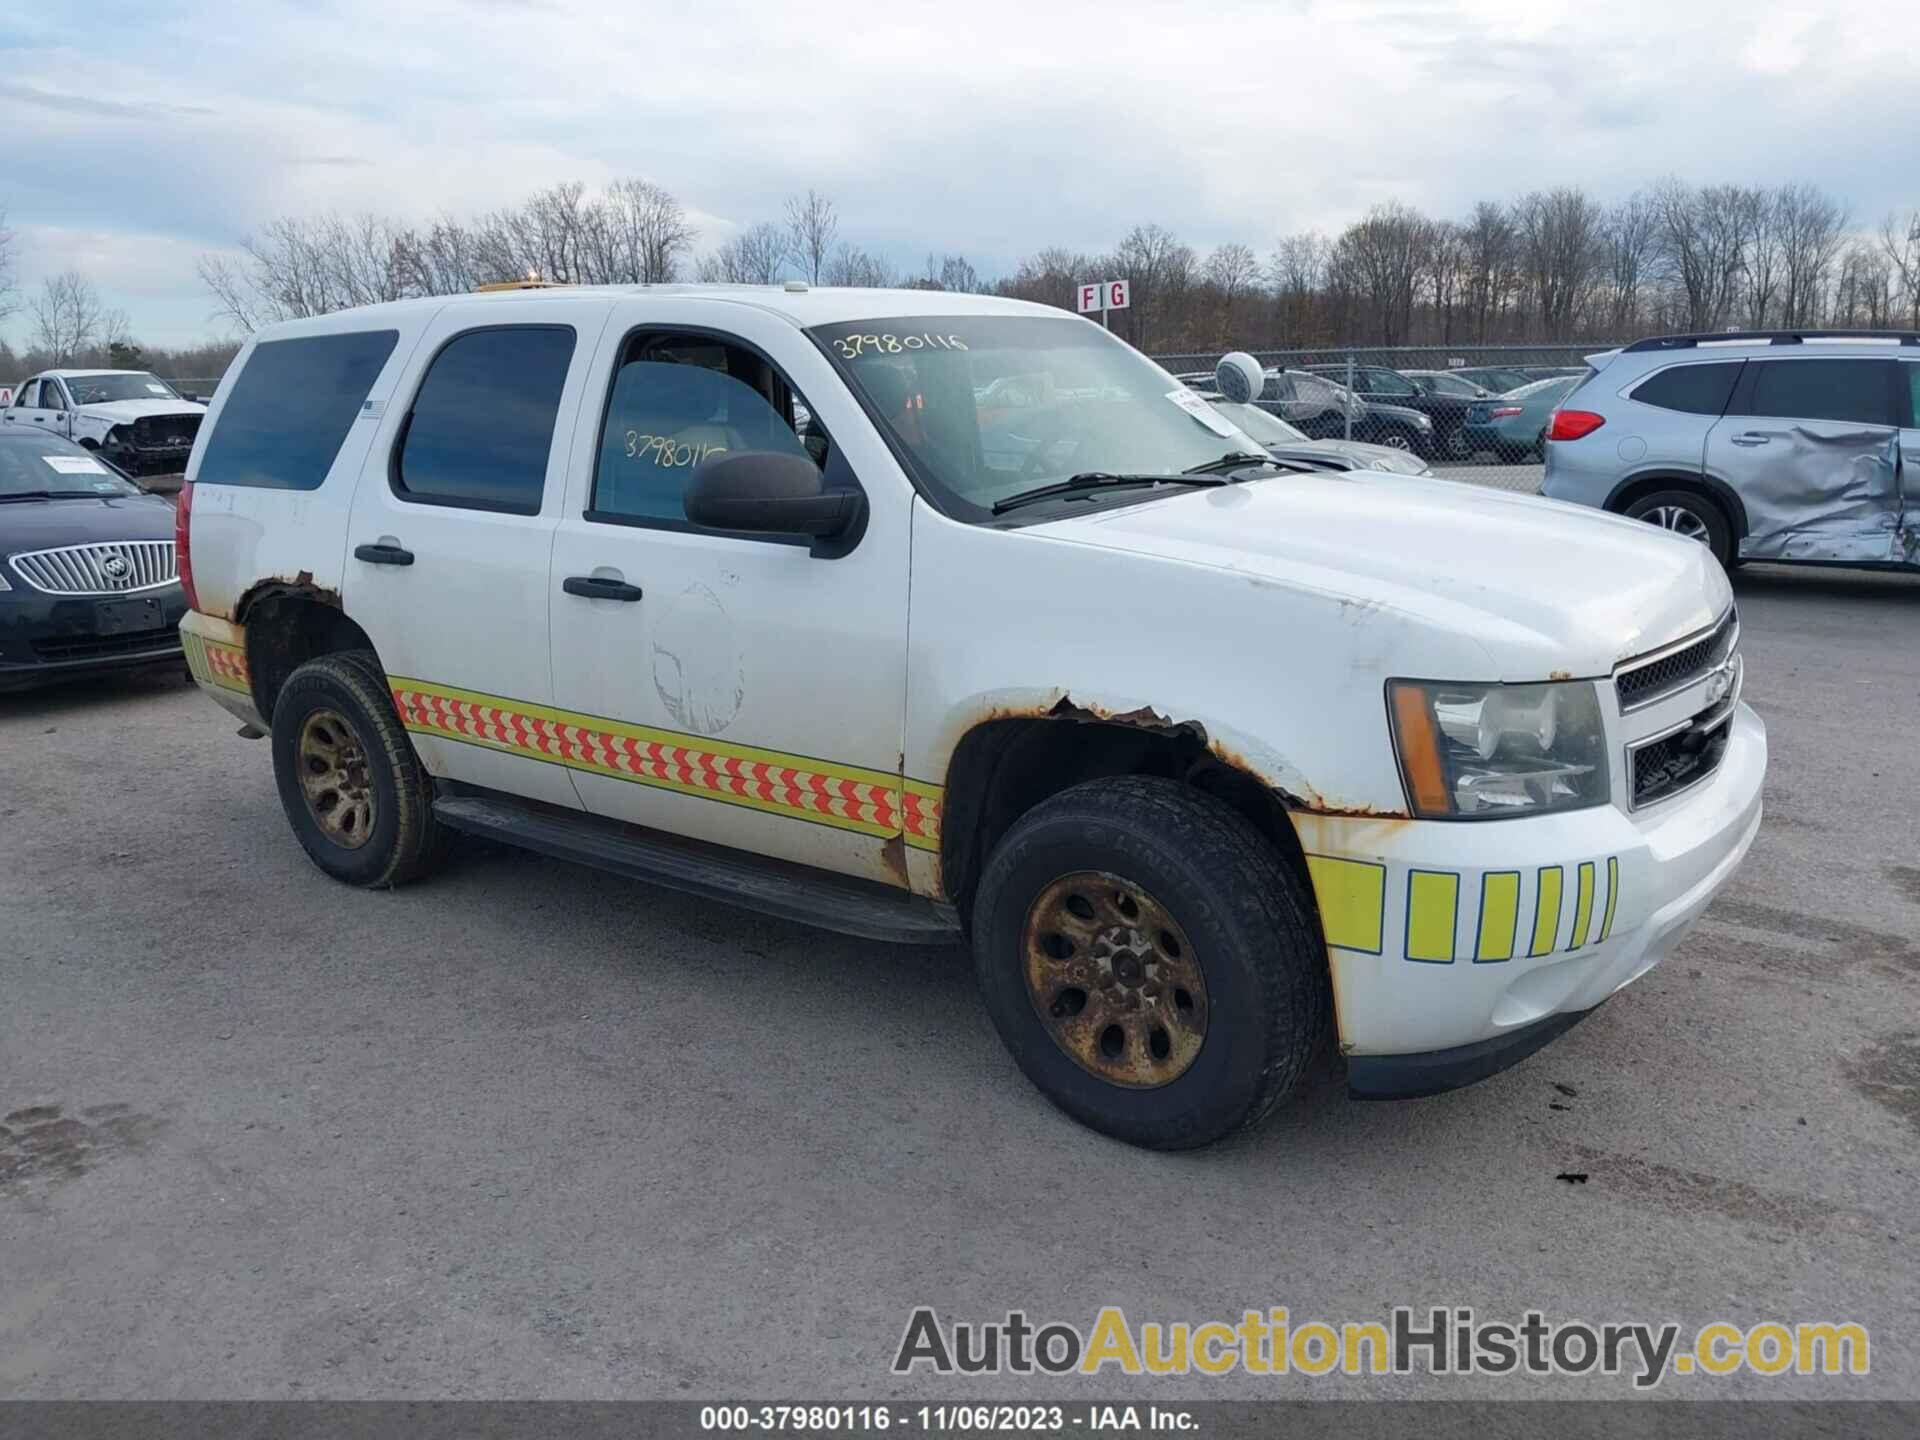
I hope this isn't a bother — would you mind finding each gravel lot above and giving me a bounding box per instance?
[2,559,1916,1401]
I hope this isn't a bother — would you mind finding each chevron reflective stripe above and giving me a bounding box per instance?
[388,676,923,840]
[184,632,250,694]
[902,778,944,853]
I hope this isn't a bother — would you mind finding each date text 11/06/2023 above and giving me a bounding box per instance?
[698,1403,1197,1432]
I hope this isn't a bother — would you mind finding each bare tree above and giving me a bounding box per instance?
[603,178,696,283]
[0,206,19,326]
[1111,224,1196,349]
[1513,188,1604,338]
[1652,179,1755,332]
[821,242,894,288]
[1332,203,1431,346]
[1267,231,1329,339]
[1880,209,1920,328]
[697,222,790,284]
[29,270,107,363]
[1773,183,1848,326]
[1462,201,1518,341]
[1422,221,1467,342]
[784,190,839,285]
[1600,193,1659,336]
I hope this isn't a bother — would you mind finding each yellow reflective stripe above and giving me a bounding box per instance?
[1571,861,1596,949]
[1306,855,1385,955]
[902,776,944,853]
[1475,871,1521,963]
[1530,866,1562,956]
[1405,870,1459,964]
[1599,856,1620,942]
[389,676,906,840]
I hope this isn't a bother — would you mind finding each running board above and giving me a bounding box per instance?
[433,794,962,946]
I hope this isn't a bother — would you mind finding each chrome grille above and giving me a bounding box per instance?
[1630,700,1735,808]
[1614,608,1738,711]
[7,541,179,596]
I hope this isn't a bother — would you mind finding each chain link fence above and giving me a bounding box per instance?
[1152,343,1619,494]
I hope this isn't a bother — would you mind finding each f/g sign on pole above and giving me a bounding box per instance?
[1076,279,1131,330]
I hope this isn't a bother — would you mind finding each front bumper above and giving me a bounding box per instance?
[0,584,188,689]
[1299,702,1766,1087]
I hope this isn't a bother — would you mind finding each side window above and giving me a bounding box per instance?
[1903,364,1920,428]
[590,335,816,527]
[1742,360,1894,427]
[394,326,575,514]
[197,330,399,490]
[1632,362,1743,416]
[14,380,37,409]
[42,380,65,411]
[1369,369,1417,397]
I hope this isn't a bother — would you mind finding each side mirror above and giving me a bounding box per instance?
[684,450,859,538]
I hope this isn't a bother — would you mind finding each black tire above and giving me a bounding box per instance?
[971,776,1330,1150]
[270,649,447,888]
[1623,488,1734,568]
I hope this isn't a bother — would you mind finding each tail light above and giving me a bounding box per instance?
[1547,409,1605,442]
[174,478,198,612]
[1489,406,1523,419]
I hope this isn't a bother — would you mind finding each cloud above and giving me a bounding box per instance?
[2,0,1919,347]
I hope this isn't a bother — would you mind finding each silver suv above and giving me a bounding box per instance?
[1541,330,1919,571]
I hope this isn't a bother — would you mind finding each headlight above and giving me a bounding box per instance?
[1388,679,1609,819]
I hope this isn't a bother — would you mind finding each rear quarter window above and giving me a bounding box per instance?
[1630,362,1743,416]
[392,326,575,515]
[195,330,399,490]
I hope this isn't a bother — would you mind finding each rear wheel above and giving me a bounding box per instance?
[1624,488,1733,568]
[971,777,1329,1149]
[270,650,447,888]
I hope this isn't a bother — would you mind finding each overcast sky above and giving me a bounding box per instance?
[3,0,1916,348]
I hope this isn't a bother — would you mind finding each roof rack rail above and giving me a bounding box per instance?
[1623,329,1920,353]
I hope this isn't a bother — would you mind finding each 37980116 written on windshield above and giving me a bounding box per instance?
[808,315,1259,520]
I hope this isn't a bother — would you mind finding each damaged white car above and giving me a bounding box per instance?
[2,369,207,479]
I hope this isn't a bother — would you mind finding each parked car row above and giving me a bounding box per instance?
[1177,360,1585,461]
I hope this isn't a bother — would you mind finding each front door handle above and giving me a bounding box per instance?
[563,575,643,602]
[1730,432,1772,447]
[354,542,415,566]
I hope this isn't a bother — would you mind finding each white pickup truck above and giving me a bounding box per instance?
[176,282,1765,1149]
[3,369,207,478]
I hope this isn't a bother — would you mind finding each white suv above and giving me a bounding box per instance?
[177,282,1766,1149]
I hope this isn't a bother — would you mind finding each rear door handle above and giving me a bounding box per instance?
[563,575,643,602]
[1730,432,1772,447]
[353,542,415,566]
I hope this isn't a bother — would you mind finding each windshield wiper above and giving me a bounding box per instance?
[1183,450,1279,476]
[0,490,106,503]
[991,471,1227,516]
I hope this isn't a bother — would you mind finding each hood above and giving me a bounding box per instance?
[73,398,207,422]
[0,492,178,554]
[1034,471,1730,681]
[1267,439,1428,475]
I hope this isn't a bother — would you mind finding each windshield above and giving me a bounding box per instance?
[62,373,180,405]
[1207,398,1308,444]
[0,439,141,498]
[808,316,1265,519]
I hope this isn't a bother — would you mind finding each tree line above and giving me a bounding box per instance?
[5,178,1920,380]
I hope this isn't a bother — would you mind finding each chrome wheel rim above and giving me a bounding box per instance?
[1022,871,1208,1089]
[1382,433,1412,451]
[297,708,375,849]
[1643,505,1711,545]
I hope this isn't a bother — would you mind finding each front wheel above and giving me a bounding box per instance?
[270,650,448,888]
[971,777,1330,1149]
[1624,489,1734,568]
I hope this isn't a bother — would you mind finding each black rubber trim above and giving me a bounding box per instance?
[1345,1003,1602,1100]
[432,791,961,945]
